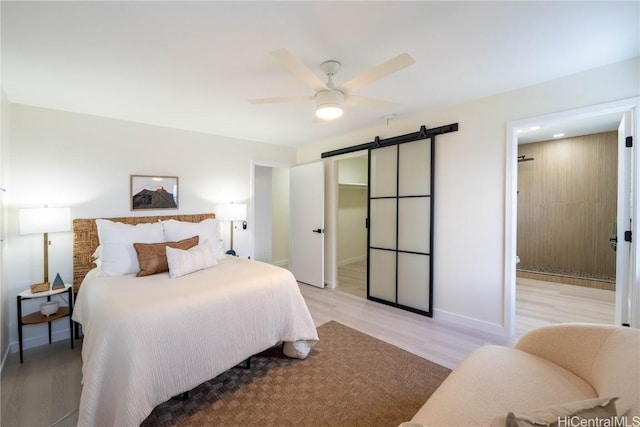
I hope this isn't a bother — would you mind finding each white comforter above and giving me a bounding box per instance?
[73,257,318,427]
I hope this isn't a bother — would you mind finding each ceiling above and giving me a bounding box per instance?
[517,112,624,144]
[2,1,638,147]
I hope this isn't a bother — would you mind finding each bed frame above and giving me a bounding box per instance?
[72,213,215,293]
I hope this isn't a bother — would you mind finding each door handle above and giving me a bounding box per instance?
[312,228,324,234]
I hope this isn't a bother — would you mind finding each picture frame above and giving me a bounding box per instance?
[130,175,179,211]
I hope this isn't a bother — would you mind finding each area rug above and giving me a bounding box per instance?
[142,320,451,427]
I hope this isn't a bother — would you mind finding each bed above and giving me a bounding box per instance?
[71,213,318,427]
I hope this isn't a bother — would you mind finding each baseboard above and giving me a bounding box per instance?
[516,270,615,291]
[8,327,72,354]
[0,345,9,373]
[433,308,511,338]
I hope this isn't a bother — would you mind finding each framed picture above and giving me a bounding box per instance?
[130,175,179,211]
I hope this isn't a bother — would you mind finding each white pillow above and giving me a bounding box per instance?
[91,245,103,270]
[166,243,217,278]
[162,219,225,259]
[95,219,164,276]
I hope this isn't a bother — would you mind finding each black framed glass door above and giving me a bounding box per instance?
[368,137,434,316]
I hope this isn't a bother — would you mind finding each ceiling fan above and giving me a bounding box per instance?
[249,49,415,120]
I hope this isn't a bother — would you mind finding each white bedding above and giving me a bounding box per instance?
[72,256,319,427]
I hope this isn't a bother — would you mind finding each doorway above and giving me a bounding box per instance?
[252,164,290,267]
[515,127,617,334]
[505,98,639,336]
[253,161,325,288]
[336,155,368,298]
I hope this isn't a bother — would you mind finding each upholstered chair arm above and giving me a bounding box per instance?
[516,323,639,417]
[515,323,619,384]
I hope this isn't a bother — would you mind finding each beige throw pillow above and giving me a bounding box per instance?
[491,397,618,427]
[166,242,217,278]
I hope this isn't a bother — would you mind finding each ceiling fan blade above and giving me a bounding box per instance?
[271,49,328,92]
[345,95,398,107]
[340,53,415,94]
[248,95,314,105]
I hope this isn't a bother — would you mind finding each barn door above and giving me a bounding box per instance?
[367,137,434,316]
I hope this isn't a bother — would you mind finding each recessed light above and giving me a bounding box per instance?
[517,126,541,133]
[553,133,565,138]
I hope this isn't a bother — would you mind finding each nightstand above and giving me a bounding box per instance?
[17,284,74,363]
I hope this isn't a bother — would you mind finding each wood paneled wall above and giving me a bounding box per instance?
[517,131,617,278]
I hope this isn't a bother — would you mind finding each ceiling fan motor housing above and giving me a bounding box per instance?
[316,89,344,105]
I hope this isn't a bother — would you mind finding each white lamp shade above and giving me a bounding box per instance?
[218,203,247,221]
[19,207,71,235]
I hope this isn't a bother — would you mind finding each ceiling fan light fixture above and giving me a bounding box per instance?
[315,90,344,120]
[316,105,343,120]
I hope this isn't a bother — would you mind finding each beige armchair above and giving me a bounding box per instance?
[409,324,639,426]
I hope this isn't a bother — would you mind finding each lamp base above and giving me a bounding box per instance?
[30,282,50,293]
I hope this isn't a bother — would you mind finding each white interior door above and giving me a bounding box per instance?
[290,161,325,287]
[616,110,633,326]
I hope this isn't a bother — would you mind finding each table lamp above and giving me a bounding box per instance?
[19,207,71,291]
[218,203,247,255]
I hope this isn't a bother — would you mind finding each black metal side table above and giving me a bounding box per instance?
[17,284,74,363]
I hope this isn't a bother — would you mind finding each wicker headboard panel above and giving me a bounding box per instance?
[72,213,215,292]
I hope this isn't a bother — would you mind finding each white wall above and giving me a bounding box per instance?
[337,186,367,265]
[5,104,296,352]
[252,165,289,266]
[299,58,640,335]
[253,165,272,262]
[1,90,10,365]
[337,156,368,265]
[271,167,289,266]
[338,156,367,185]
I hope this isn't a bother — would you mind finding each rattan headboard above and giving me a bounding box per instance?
[72,213,215,292]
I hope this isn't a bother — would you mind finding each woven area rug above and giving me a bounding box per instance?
[142,320,451,427]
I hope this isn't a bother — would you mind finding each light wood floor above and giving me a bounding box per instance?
[514,276,614,335]
[336,259,367,298]
[1,340,81,427]
[1,262,615,427]
[337,260,615,336]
